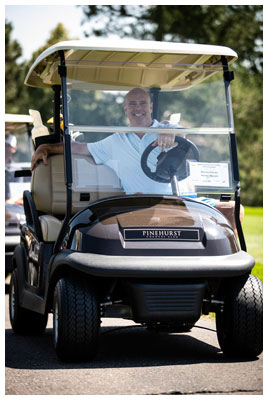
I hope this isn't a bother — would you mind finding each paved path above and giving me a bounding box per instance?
[5,290,263,395]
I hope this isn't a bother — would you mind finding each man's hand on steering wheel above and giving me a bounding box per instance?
[152,134,177,152]
[141,136,199,183]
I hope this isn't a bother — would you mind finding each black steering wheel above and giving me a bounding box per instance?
[141,136,199,183]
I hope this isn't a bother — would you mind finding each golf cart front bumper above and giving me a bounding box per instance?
[52,250,254,279]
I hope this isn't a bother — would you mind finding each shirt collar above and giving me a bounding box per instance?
[150,119,160,128]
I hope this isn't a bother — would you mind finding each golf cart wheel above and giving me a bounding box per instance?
[53,275,100,362]
[9,269,48,334]
[216,274,263,358]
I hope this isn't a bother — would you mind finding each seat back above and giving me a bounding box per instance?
[31,154,124,216]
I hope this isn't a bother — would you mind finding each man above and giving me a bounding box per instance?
[31,88,243,228]
[31,88,178,195]
[31,88,175,170]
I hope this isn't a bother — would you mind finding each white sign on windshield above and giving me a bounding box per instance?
[189,162,230,187]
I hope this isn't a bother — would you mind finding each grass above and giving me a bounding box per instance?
[242,207,263,282]
[205,206,263,321]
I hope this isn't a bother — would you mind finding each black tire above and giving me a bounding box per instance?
[53,275,100,362]
[9,269,48,334]
[216,274,263,358]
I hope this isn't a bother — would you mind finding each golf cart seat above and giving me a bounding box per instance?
[27,153,124,242]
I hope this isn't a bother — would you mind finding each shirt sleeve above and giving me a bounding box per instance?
[87,134,116,164]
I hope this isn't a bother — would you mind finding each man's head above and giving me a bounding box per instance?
[124,88,153,127]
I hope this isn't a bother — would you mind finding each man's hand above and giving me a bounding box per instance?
[152,134,176,152]
[30,141,89,172]
[31,144,50,171]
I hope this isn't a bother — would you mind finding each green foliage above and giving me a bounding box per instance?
[23,24,72,123]
[232,70,263,206]
[242,207,263,281]
[68,90,127,127]
[80,5,263,73]
[5,22,72,122]
[5,21,25,113]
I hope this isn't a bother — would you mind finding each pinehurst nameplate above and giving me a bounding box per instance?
[123,228,200,241]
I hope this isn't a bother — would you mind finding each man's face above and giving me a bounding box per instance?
[124,89,153,127]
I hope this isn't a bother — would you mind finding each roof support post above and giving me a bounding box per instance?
[221,56,246,252]
[150,87,161,120]
[53,51,73,255]
[52,85,62,140]
[221,56,235,131]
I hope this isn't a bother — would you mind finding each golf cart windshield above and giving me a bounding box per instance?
[66,63,236,200]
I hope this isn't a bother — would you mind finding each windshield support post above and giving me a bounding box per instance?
[230,132,247,252]
[222,57,247,252]
[235,183,247,251]
[171,175,180,197]
[150,87,161,120]
[221,56,234,131]
[25,122,34,154]
[53,50,73,255]
[52,85,62,141]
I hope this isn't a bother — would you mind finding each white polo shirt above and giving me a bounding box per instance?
[87,120,218,206]
[87,120,177,195]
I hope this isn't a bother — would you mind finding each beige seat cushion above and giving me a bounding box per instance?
[39,215,62,242]
[31,153,124,216]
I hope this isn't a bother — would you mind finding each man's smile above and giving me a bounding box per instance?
[132,112,144,117]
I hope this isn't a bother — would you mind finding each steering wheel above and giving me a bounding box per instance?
[141,136,199,183]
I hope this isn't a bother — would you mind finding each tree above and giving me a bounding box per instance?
[5,21,25,113]
[231,69,263,206]
[22,23,71,122]
[28,23,70,64]
[5,22,71,121]
[80,5,262,73]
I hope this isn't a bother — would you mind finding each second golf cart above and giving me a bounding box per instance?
[5,113,33,276]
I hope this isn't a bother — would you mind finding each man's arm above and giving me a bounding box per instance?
[31,142,90,171]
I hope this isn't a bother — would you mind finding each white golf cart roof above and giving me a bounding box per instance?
[5,113,33,135]
[25,39,237,91]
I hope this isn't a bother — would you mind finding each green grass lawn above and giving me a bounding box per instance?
[206,206,263,320]
[242,207,263,282]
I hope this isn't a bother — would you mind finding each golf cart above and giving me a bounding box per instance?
[9,39,262,361]
[5,113,33,276]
